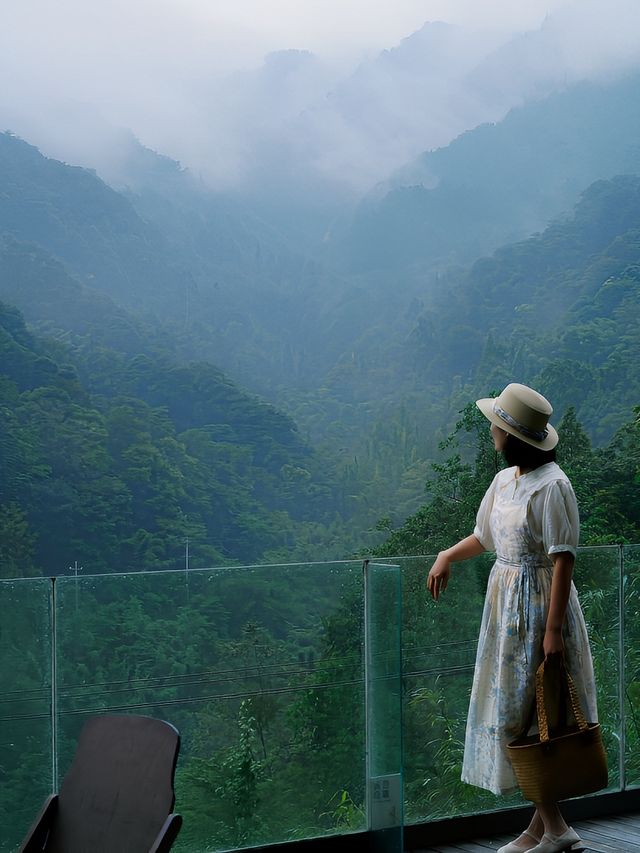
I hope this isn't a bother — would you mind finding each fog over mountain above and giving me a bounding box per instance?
[3,0,640,203]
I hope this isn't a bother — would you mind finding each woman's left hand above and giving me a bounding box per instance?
[543,625,564,658]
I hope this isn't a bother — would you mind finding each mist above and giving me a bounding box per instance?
[2,0,640,197]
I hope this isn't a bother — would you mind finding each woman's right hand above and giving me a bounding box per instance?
[427,553,451,601]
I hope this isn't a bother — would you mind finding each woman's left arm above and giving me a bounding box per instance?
[544,551,575,657]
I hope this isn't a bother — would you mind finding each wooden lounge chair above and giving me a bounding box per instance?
[20,714,182,853]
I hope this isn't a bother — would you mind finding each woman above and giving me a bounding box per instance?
[427,383,597,853]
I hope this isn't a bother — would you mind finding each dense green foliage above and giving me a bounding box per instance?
[375,402,640,557]
[0,132,192,315]
[1,403,638,852]
[403,175,640,440]
[0,297,356,575]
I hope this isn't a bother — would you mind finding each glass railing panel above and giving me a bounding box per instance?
[386,554,522,823]
[574,545,622,792]
[383,546,621,825]
[0,578,53,853]
[0,544,629,853]
[365,561,403,852]
[624,544,640,787]
[54,562,366,852]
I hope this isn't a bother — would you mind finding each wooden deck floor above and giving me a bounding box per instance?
[415,811,640,852]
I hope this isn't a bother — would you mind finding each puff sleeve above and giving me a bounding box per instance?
[540,479,580,557]
[473,474,498,551]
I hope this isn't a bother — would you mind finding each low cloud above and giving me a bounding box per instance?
[1,0,639,196]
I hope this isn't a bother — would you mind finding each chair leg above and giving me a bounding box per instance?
[149,813,183,853]
[19,795,58,853]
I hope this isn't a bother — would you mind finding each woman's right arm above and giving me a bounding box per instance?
[426,534,486,600]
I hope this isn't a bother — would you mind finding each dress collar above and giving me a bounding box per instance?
[501,461,565,490]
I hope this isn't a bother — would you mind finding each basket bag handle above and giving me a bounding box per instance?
[536,657,589,743]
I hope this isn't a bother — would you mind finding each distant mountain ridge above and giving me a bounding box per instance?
[0,132,343,396]
[0,132,191,316]
[339,72,640,271]
[403,174,640,439]
[10,4,640,255]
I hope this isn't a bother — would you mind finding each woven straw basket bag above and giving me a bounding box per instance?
[507,658,608,803]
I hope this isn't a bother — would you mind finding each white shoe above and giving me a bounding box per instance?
[528,826,582,852]
[497,830,541,853]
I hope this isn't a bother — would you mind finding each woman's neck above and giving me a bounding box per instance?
[516,466,532,478]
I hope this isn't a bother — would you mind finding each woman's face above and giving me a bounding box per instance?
[491,423,509,452]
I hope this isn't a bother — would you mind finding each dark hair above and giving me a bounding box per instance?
[503,433,557,470]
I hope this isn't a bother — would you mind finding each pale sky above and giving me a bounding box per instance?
[3,0,571,79]
[201,0,570,61]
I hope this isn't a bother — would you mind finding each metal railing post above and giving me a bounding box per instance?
[51,576,59,793]
[619,544,626,791]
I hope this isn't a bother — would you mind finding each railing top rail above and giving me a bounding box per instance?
[1,544,635,584]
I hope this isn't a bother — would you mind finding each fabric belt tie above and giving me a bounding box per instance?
[496,554,550,649]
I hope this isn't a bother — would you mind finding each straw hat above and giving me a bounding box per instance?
[476,383,558,450]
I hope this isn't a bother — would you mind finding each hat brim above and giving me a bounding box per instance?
[476,398,558,450]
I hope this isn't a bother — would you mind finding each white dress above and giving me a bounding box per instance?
[461,462,598,795]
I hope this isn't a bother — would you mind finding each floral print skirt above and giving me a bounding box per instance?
[461,560,598,795]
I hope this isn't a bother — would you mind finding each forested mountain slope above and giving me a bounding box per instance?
[0,132,375,397]
[0,133,193,316]
[0,131,322,396]
[0,290,348,578]
[0,235,161,355]
[0,131,440,540]
[0,137,421,559]
[314,171,640,481]
[405,175,640,439]
[340,72,640,272]
[2,117,640,577]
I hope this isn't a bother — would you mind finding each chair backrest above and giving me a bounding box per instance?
[46,714,180,853]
